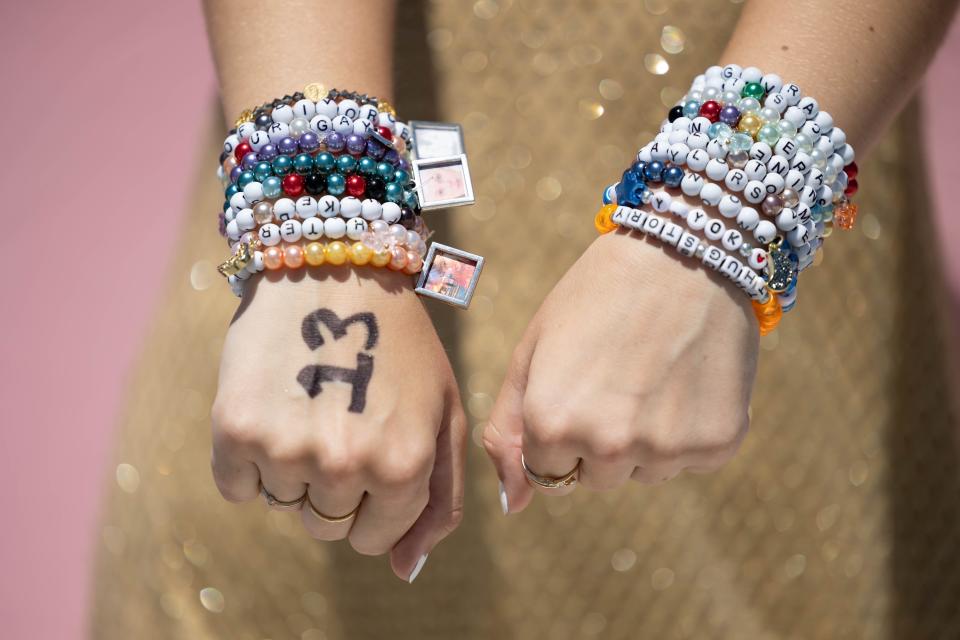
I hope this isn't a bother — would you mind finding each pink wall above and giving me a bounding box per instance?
[0,4,956,639]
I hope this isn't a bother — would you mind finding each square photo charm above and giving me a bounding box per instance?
[412,154,475,210]
[409,121,466,159]
[415,243,485,309]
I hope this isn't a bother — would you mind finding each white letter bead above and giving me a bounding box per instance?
[252,251,265,272]
[681,173,705,197]
[753,220,777,244]
[718,195,743,218]
[359,104,379,122]
[785,170,805,191]
[642,214,664,236]
[360,199,383,221]
[750,142,773,164]
[318,195,340,218]
[806,168,825,189]
[687,208,708,231]
[781,83,802,105]
[724,169,748,191]
[667,130,689,145]
[337,99,360,120]
[273,198,296,221]
[764,92,788,113]
[315,98,338,118]
[814,110,834,134]
[248,130,270,151]
[223,134,240,154]
[266,122,290,143]
[671,116,692,131]
[774,138,798,160]
[706,138,728,159]
[226,219,240,241]
[798,96,819,119]
[271,104,294,124]
[689,117,713,135]
[242,182,264,206]
[767,155,790,177]
[302,217,324,240]
[280,219,302,242]
[800,121,821,139]
[353,119,373,135]
[702,245,725,270]
[230,192,248,213]
[700,182,724,206]
[258,223,281,246]
[744,160,767,181]
[323,217,346,239]
[704,218,726,241]
[743,180,766,204]
[736,206,760,231]
[310,115,333,135]
[651,192,672,212]
[649,141,668,161]
[236,208,255,231]
[830,127,847,150]
[669,199,691,218]
[346,217,368,240]
[720,256,743,280]
[611,206,631,225]
[686,149,710,172]
[721,228,743,251]
[763,172,786,194]
[742,66,763,83]
[295,196,318,218]
[236,122,257,141]
[293,99,316,119]
[816,186,834,209]
[339,197,362,218]
[667,143,690,165]
[748,248,767,271]
[841,144,855,164]
[761,73,783,94]
[687,132,710,150]
[722,63,742,79]
[625,208,647,230]
[637,146,653,163]
[791,152,812,174]
[776,208,800,231]
[381,202,402,224]
[332,115,354,135]
[677,231,701,257]
[661,222,684,246]
[788,224,811,246]
[705,159,730,181]
[725,77,746,94]
[783,106,805,128]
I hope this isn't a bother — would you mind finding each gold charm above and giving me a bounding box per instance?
[377,100,397,117]
[303,82,326,101]
[234,109,253,128]
[218,238,261,277]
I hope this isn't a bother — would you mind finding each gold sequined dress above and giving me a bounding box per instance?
[92,2,960,638]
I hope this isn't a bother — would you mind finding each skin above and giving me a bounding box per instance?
[484,0,960,512]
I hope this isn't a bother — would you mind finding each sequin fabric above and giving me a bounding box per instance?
[91,1,960,638]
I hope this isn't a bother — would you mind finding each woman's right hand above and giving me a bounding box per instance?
[211,268,466,583]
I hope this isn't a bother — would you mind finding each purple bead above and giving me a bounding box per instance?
[325,132,346,152]
[383,148,400,165]
[719,105,741,126]
[346,134,366,155]
[258,143,277,161]
[218,211,227,236]
[365,139,386,159]
[299,132,320,152]
[229,166,242,182]
[241,152,259,170]
[398,157,410,172]
[277,137,298,155]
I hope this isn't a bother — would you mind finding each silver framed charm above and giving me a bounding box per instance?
[415,243,485,309]
[411,154,475,210]
[409,121,466,159]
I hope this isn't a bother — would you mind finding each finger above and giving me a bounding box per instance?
[257,463,309,511]
[578,457,635,492]
[484,322,539,514]
[210,448,261,503]
[301,479,365,541]
[391,389,467,582]
[630,465,681,485]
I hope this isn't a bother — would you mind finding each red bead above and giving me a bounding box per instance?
[234,141,253,162]
[376,126,393,141]
[699,100,721,123]
[346,174,366,198]
[844,178,858,197]
[845,161,858,179]
[282,174,304,197]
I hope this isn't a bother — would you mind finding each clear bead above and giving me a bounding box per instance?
[776,120,798,138]
[810,148,827,169]
[702,86,720,102]
[707,122,733,140]
[728,149,749,168]
[737,97,761,114]
[730,133,753,152]
[289,117,310,137]
[794,132,814,154]
[759,107,780,124]
[721,90,740,106]
[757,124,780,146]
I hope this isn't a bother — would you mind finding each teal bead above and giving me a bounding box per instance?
[358,156,377,175]
[682,99,701,119]
[225,184,240,199]
[377,162,394,179]
[393,169,410,184]
[237,171,256,188]
[293,153,314,175]
[403,190,419,209]
[757,124,780,146]
[336,154,357,173]
[707,122,733,140]
[272,155,293,176]
[254,161,272,182]
[327,173,346,195]
[741,82,764,100]
[262,176,282,198]
[385,182,403,202]
[314,152,336,172]
[730,133,753,152]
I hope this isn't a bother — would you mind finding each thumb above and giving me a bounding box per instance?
[483,321,539,515]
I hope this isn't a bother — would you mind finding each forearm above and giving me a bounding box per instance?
[722,0,959,154]
[202,0,397,124]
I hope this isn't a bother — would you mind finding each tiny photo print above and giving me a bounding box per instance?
[409,121,465,159]
[415,243,485,309]
[412,154,475,210]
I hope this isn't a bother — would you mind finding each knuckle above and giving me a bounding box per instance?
[212,412,262,451]
[642,431,685,462]
[315,443,365,479]
[585,429,635,461]
[371,443,434,488]
[524,401,576,449]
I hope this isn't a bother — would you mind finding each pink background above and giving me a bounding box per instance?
[0,2,957,638]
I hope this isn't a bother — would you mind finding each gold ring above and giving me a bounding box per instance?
[259,483,307,510]
[307,497,361,524]
[521,453,580,489]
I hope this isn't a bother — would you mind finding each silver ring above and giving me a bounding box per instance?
[259,483,307,510]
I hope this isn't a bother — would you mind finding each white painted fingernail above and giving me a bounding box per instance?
[498,480,509,515]
[408,553,429,584]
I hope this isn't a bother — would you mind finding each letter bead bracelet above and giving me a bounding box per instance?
[595,65,860,335]
[214,84,485,309]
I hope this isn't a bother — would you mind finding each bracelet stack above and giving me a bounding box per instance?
[595,65,860,335]
[215,83,485,309]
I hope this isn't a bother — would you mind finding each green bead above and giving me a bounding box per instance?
[254,161,273,181]
[393,169,410,184]
[327,173,346,195]
[293,153,314,175]
[314,152,335,172]
[358,156,377,175]
[336,154,357,173]
[385,182,403,202]
[377,162,394,179]
[757,124,780,146]
[237,171,256,188]
[741,82,764,100]
[272,155,293,176]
